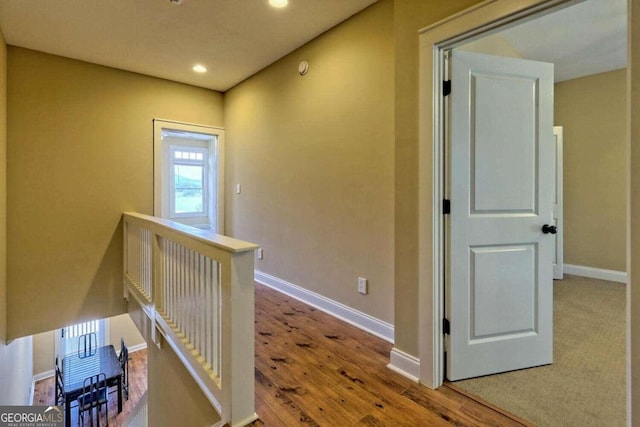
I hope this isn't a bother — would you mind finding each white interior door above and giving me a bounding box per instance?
[553,126,564,280]
[446,51,555,381]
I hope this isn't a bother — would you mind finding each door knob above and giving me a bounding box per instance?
[542,224,557,234]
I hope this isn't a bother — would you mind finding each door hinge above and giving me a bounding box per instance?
[443,318,450,335]
[443,199,451,215]
[443,80,451,97]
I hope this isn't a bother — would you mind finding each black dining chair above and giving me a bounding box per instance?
[108,338,130,401]
[112,338,129,400]
[77,333,97,358]
[77,373,108,426]
[54,355,64,406]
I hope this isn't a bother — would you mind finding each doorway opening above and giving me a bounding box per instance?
[418,0,628,424]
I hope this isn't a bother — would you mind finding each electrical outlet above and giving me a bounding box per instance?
[357,277,368,295]
[257,248,264,260]
[236,184,242,194]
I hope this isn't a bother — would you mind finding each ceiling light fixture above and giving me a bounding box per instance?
[192,64,207,73]
[269,0,288,8]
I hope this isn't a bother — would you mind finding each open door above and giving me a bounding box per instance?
[446,51,555,381]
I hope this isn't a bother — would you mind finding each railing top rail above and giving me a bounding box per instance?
[123,212,259,254]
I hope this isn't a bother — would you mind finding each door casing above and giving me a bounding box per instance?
[417,0,586,388]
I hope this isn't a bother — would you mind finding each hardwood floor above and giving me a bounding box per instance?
[251,284,531,426]
[33,349,147,427]
[34,284,530,426]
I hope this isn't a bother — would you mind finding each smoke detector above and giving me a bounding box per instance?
[169,0,184,5]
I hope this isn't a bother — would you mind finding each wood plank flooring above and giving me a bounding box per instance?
[33,349,147,427]
[251,283,529,426]
[34,284,529,426]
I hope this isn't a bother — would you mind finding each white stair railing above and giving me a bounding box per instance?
[123,212,258,427]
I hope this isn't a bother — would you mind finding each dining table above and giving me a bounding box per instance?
[62,345,123,427]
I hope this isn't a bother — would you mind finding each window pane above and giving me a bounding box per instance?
[174,164,204,214]
[175,165,203,189]
[175,189,203,213]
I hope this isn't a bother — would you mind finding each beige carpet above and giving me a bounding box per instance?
[453,275,626,426]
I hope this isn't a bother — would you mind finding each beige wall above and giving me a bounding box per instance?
[224,0,395,323]
[555,69,627,272]
[0,24,6,344]
[32,313,145,375]
[32,330,54,376]
[459,34,524,58]
[6,47,224,339]
[629,2,638,424]
[109,313,145,351]
[392,0,483,355]
[223,0,483,356]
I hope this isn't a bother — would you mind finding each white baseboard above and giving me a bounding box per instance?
[387,347,420,382]
[33,369,55,382]
[129,342,148,353]
[255,270,394,343]
[563,264,627,284]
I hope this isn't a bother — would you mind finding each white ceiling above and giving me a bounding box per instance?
[0,0,626,91]
[0,0,377,92]
[500,0,627,82]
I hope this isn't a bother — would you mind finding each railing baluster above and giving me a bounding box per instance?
[213,261,220,375]
[181,245,186,334]
[204,257,211,370]
[194,253,200,356]
[166,240,172,320]
[177,245,183,333]
[189,249,195,346]
[199,254,205,365]
[173,241,178,325]
[138,227,143,292]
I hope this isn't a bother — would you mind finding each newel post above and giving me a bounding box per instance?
[221,249,258,426]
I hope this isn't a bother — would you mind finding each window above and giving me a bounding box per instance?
[170,146,209,217]
[153,120,225,232]
[58,319,108,357]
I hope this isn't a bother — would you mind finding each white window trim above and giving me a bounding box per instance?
[169,145,209,220]
[153,119,225,234]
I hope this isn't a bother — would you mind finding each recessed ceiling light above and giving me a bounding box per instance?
[269,0,288,8]
[192,64,207,73]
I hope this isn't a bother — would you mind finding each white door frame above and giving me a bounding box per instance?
[417,0,586,388]
[553,126,564,280]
